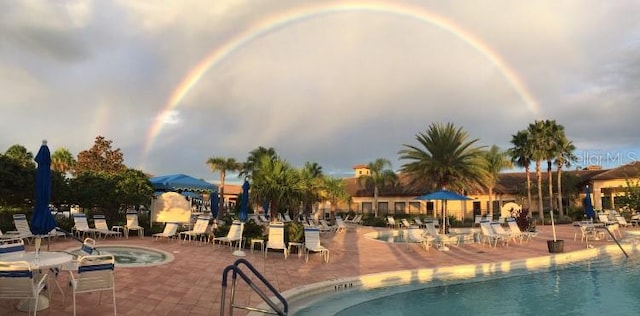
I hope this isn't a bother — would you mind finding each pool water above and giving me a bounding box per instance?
[296,254,640,315]
[68,245,173,267]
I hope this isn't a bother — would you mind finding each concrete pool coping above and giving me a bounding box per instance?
[65,244,175,268]
[252,241,640,315]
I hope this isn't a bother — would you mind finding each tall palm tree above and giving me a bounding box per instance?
[508,130,533,210]
[241,146,277,179]
[206,156,242,219]
[251,156,305,219]
[543,120,563,213]
[356,158,398,217]
[554,136,576,217]
[398,122,488,193]
[52,147,76,174]
[527,120,551,222]
[482,145,513,217]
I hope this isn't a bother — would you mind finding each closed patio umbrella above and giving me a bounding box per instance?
[31,140,57,252]
[585,185,595,220]
[239,180,250,222]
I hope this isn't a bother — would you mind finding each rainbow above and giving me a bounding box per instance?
[142,0,540,163]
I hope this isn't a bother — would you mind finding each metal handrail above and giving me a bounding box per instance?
[220,258,288,316]
[597,225,629,258]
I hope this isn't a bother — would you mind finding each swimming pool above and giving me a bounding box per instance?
[66,245,174,267]
[288,244,640,315]
[365,228,478,244]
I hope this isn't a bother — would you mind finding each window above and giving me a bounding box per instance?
[409,202,421,214]
[378,202,389,215]
[394,202,406,215]
[362,202,372,214]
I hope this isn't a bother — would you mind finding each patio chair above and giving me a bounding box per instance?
[0,238,26,257]
[69,254,116,316]
[179,216,210,244]
[92,215,122,239]
[264,222,288,259]
[283,213,293,223]
[506,218,534,243]
[479,221,507,248]
[598,214,616,226]
[401,218,412,229]
[303,227,329,263]
[319,219,335,234]
[124,211,144,238]
[72,214,99,239]
[212,221,244,250]
[152,223,179,242]
[11,214,34,244]
[406,226,433,251]
[0,260,49,316]
[414,217,427,228]
[386,216,399,229]
[615,216,630,228]
[335,217,348,233]
[490,222,515,245]
[425,221,459,248]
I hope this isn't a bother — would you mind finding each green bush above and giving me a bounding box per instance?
[286,221,304,244]
[362,215,387,227]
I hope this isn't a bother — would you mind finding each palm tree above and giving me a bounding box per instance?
[301,162,324,218]
[206,156,242,219]
[508,130,533,210]
[554,136,577,217]
[482,145,513,217]
[241,146,277,179]
[356,158,398,217]
[250,156,305,219]
[321,176,351,223]
[398,122,488,193]
[543,120,563,213]
[52,147,76,174]
[527,120,551,222]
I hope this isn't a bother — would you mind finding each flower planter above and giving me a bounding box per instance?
[547,240,564,253]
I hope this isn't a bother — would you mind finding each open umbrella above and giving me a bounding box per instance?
[415,189,471,236]
[239,180,250,222]
[585,185,595,220]
[31,140,57,253]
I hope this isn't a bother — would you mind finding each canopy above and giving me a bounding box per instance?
[149,174,217,193]
[415,189,471,237]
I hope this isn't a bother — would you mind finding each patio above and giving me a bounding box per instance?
[0,223,632,315]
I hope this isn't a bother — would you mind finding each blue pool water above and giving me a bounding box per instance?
[296,254,640,315]
[68,245,173,267]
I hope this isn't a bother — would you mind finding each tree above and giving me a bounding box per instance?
[206,156,242,219]
[398,122,487,194]
[321,176,351,223]
[509,130,533,210]
[5,144,35,168]
[0,154,35,207]
[75,136,126,175]
[241,146,277,179]
[356,158,398,217]
[554,136,576,216]
[301,162,324,218]
[542,120,564,213]
[527,121,548,222]
[482,145,513,217]
[250,156,305,219]
[52,147,76,174]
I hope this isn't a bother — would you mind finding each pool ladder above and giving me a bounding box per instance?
[220,258,288,316]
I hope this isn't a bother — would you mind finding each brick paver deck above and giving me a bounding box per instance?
[0,224,634,315]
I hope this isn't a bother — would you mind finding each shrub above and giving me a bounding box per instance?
[515,208,535,232]
[362,215,387,227]
[286,221,304,244]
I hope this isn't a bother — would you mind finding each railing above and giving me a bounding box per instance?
[597,225,629,258]
[220,258,288,316]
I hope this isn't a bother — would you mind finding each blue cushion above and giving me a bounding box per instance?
[0,245,25,254]
[0,270,32,278]
[79,263,114,273]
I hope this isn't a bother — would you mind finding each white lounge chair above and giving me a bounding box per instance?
[72,214,99,239]
[283,214,293,223]
[0,260,49,316]
[69,254,116,316]
[401,218,412,229]
[615,216,630,228]
[490,222,515,245]
[0,238,26,257]
[265,222,288,259]
[319,219,335,234]
[425,221,459,248]
[124,211,144,238]
[93,215,122,239]
[414,217,427,228]
[213,221,244,250]
[303,227,329,263]
[506,218,534,243]
[387,216,399,229]
[479,221,507,248]
[179,216,209,244]
[152,223,179,242]
[11,214,34,244]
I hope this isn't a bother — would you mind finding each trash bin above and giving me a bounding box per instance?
[547,240,564,253]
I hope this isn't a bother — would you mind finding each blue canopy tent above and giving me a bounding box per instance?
[149,174,217,193]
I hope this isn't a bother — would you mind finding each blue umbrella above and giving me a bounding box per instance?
[31,141,57,251]
[585,185,595,220]
[211,191,220,219]
[415,189,471,236]
[239,180,250,222]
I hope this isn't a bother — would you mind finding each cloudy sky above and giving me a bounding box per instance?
[2,0,639,183]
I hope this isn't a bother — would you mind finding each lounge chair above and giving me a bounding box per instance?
[124,211,144,238]
[479,221,507,248]
[474,215,482,227]
[265,222,288,259]
[414,217,427,228]
[334,217,348,233]
[425,221,459,248]
[405,226,433,251]
[506,218,534,243]
[303,227,329,263]
[401,218,412,229]
[258,214,270,225]
[152,223,179,242]
[283,213,293,223]
[386,216,399,229]
[179,216,210,244]
[318,219,335,234]
[92,215,122,239]
[490,222,515,244]
[69,254,116,316]
[615,216,630,228]
[0,260,49,316]
[10,214,34,244]
[72,214,99,239]
[598,214,616,226]
[213,221,244,250]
